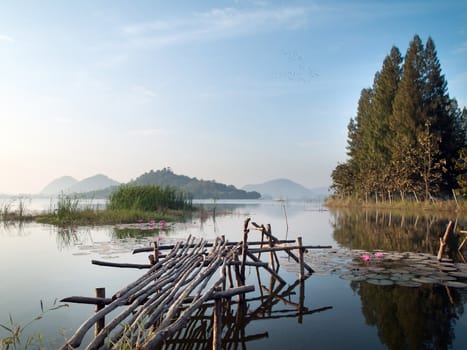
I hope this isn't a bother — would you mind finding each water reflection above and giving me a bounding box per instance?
[330,209,466,260]
[331,208,467,349]
[351,282,467,350]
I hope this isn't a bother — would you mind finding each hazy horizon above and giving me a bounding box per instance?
[1,1,466,194]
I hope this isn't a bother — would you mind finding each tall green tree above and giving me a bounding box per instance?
[390,35,426,197]
[421,37,462,192]
[346,88,374,197]
[371,46,403,193]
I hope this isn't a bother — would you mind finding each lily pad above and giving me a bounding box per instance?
[396,280,422,287]
[366,279,394,286]
[444,281,467,288]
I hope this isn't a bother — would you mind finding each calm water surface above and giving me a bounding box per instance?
[1,200,466,349]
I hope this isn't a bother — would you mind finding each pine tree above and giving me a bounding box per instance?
[390,35,426,197]
[421,37,455,192]
[371,46,402,194]
[348,88,374,197]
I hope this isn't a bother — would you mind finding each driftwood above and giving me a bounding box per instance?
[59,219,333,349]
[132,239,296,254]
[437,221,454,261]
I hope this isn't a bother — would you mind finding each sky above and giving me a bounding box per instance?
[0,0,466,194]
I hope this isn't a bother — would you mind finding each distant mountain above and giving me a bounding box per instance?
[130,168,261,200]
[40,174,119,195]
[243,179,329,200]
[67,174,120,194]
[40,176,79,195]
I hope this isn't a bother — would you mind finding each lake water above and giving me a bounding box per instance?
[1,199,467,349]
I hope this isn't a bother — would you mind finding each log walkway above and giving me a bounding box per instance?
[59,218,332,349]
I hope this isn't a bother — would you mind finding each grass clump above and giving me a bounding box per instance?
[0,301,68,350]
[0,198,33,222]
[108,184,192,212]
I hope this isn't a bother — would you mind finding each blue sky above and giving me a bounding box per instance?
[0,0,466,194]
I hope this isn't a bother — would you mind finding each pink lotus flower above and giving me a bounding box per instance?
[361,253,371,262]
[374,252,384,258]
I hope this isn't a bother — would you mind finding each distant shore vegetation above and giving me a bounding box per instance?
[330,34,466,206]
[0,185,195,226]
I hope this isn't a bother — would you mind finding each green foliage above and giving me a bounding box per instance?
[332,35,467,201]
[108,184,192,212]
[455,148,467,196]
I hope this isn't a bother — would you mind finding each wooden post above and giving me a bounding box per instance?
[266,224,275,270]
[297,237,304,280]
[94,288,105,336]
[153,241,159,264]
[212,287,223,350]
[240,218,250,285]
[437,221,453,261]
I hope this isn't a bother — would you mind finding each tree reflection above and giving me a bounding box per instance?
[331,208,467,349]
[330,208,466,258]
[351,281,467,350]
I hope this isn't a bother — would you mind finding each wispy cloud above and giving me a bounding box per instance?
[129,128,165,136]
[0,34,14,43]
[121,6,308,48]
[454,41,467,54]
[131,85,158,98]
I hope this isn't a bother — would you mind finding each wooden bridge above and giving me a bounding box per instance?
[59,218,332,349]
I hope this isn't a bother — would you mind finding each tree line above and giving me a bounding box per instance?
[331,35,466,202]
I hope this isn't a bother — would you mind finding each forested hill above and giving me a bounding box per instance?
[129,168,261,200]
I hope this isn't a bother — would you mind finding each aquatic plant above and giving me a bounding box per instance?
[108,184,193,212]
[0,301,68,350]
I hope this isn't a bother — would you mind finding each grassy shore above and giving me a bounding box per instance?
[325,197,467,214]
[34,208,188,226]
[1,186,194,226]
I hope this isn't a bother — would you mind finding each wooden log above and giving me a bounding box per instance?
[132,239,296,254]
[91,260,152,269]
[437,221,453,261]
[94,288,105,336]
[143,268,225,348]
[212,285,255,299]
[60,241,187,349]
[248,245,332,253]
[228,261,268,267]
[89,241,211,349]
[60,296,112,305]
